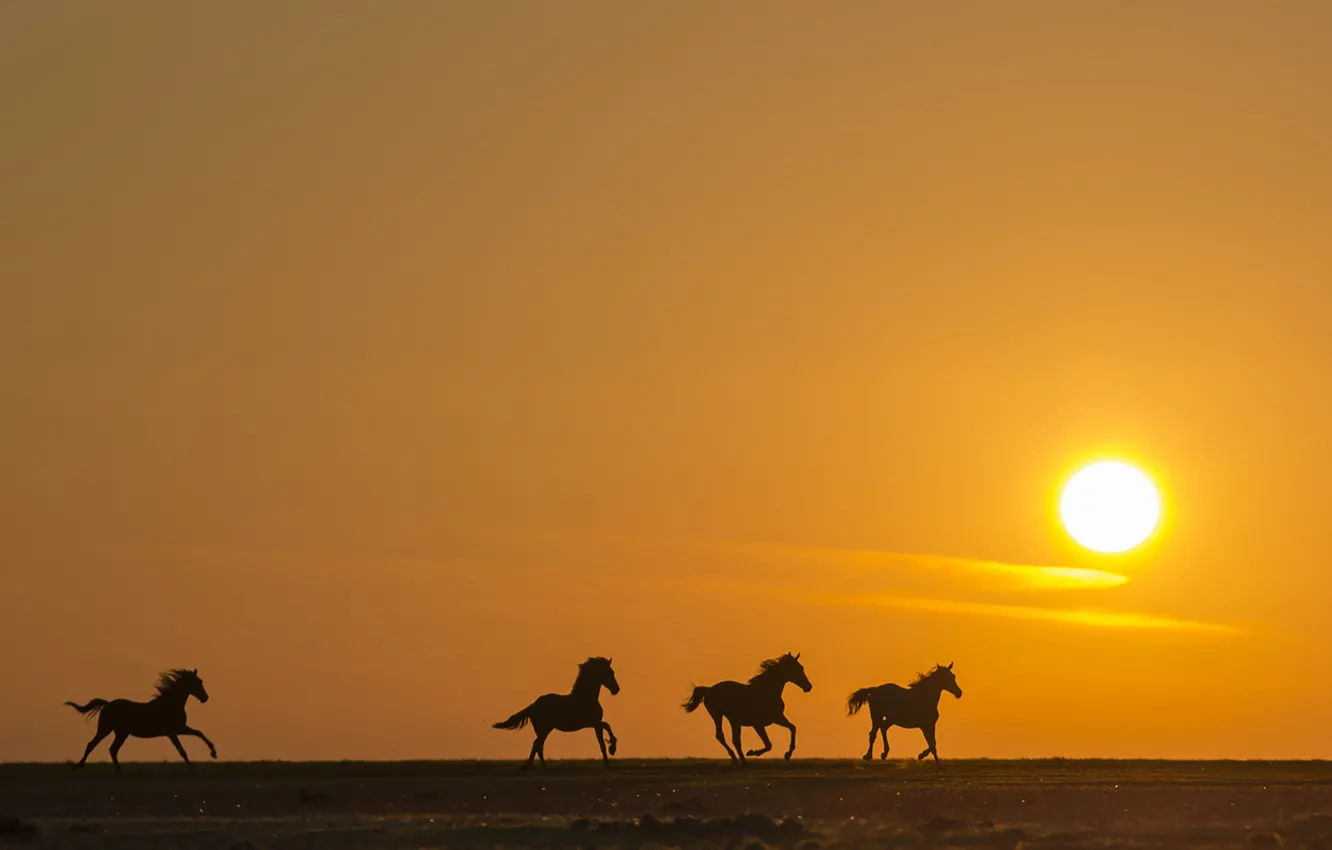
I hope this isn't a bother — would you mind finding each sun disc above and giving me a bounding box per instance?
[1059,461,1161,553]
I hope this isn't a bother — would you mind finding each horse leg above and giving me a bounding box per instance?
[729,720,746,765]
[710,710,738,762]
[863,720,878,761]
[182,725,217,759]
[879,723,891,760]
[108,732,128,774]
[534,728,550,766]
[168,735,193,768]
[745,725,773,757]
[774,714,797,760]
[599,721,618,756]
[522,731,543,770]
[594,725,612,768]
[75,726,112,768]
[918,724,939,762]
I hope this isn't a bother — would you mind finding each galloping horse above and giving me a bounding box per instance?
[492,656,620,769]
[846,662,962,762]
[682,652,812,764]
[66,668,216,772]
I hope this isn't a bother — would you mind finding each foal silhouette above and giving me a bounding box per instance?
[846,662,962,762]
[66,668,216,772]
[682,652,812,764]
[492,656,620,769]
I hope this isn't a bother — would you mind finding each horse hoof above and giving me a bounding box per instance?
[784,752,793,761]
[608,743,617,756]
[881,753,889,760]
[862,754,872,762]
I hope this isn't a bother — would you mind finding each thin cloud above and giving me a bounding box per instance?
[168,527,1222,634]
[716,541,1129,591]
[417,527,1129,592]
[833,594,1235,633]
[835,550,1128,590]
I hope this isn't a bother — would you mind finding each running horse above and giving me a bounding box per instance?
[492,656,620,769]
[846,662,962,762]
[66,668,216,772]
[682,652,812,764]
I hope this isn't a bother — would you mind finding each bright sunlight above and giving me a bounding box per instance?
[1060,461,1161,554]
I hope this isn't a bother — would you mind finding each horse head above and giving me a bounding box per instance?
[186,668,209,703]
[937,662,961,699]
[783,652,813,693]
[584,657,619,696]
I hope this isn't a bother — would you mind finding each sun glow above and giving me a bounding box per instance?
[1060,461,1161,554]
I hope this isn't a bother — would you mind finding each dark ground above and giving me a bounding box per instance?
[4,759,1332,849]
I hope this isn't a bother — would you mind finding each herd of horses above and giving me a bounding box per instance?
[63,656,963,771]
[494,653,963,768]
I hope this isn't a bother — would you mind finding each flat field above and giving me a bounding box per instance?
[4,760,1332,849]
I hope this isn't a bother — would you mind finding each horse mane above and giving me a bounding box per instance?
[748,654,795,684]
[908,665,948,689]
[154,668,195,698]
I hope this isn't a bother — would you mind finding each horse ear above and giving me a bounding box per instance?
[947,662,953,670]
[795,652,801,660]
[192,668,198,675]
[608,658,613,665]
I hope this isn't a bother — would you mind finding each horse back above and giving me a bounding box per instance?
[706,680,784,725]
[871,684,935,727]
[866,683,907,712]
[534,691,603,733]
[704,680,749,706]
[103,698,187,738]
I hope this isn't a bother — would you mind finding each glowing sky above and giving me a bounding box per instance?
[4,2,1332,761]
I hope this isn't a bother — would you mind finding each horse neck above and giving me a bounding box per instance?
[153,687,191,710]
[570,675,603,701]
[751,672,789,698]
[914,680,945,709]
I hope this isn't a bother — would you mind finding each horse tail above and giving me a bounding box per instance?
[491,703,534,731]
[846,688,872,716]
[65,699,108,720]
[682,685,710,713]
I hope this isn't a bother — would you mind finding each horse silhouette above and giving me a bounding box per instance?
[66,668,216,772]
[846,662,962,762]
[682,652,812,764]
[492,656,620,769]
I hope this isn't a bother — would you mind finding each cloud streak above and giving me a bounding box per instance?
[833,550,1129,590]
[641,539,1230,633]
[830,594,1235,633]
[716,541,1128,591]
[292,525,1229,635]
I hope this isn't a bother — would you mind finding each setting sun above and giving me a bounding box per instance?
[1060,461,1161,554]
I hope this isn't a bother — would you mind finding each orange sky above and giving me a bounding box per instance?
[4,2,1332,762]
